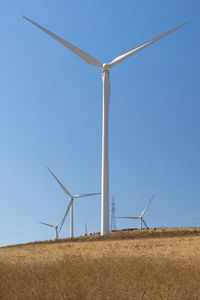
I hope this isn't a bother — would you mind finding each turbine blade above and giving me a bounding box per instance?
[142,218,148,228]
[59,198,73,232]
[141,194,155,217]
[55,219,62,227]
[117,217,140,219]
[47,167,72,198]
[23,16,103,68]
[73,192,101,198]
[108,23,187,68]
[39,221,54,228]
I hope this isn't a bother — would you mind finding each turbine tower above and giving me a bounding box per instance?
[23,16,187,235]
[39,219,61,239]
[118,194,155,229]
[47,167,100,238]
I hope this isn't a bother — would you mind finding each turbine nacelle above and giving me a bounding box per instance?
[102,64,110,72]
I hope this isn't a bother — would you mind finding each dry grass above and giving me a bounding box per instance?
[1,228,200,299]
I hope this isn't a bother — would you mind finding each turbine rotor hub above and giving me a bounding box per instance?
[102,64,110,72]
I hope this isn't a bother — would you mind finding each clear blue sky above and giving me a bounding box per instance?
[0,0,199,246]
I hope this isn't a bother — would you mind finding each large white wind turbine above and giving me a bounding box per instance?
[23,16,187,235]
[39,219,62,239]
[118,194,155,229]
[47,167,100,238]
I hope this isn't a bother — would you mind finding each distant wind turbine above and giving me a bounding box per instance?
[47,167,100,238]
[23,16,187,235]
[39,219,62,239]
[85,223,88,235]
[118,195,155,229]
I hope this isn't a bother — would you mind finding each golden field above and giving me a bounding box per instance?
[1,227,200,299]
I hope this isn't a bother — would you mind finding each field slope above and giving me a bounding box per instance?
[1,227,200,299]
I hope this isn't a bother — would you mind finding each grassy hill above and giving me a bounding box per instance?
[1,227,200,299]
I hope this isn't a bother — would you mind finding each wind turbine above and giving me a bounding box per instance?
[118,194,155,229]
[23,16,187,235]
[39,219,62,239]
[85,223,88,235]
[47,167,100,238]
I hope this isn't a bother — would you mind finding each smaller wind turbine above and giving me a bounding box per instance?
[39,219,62,239]
[85,222,88,235]
[118,195,155,229]
[47,167,100,238]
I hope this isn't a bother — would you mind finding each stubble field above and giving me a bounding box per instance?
[1,227,200,299]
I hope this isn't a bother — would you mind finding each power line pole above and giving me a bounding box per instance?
[111,196,116,231]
